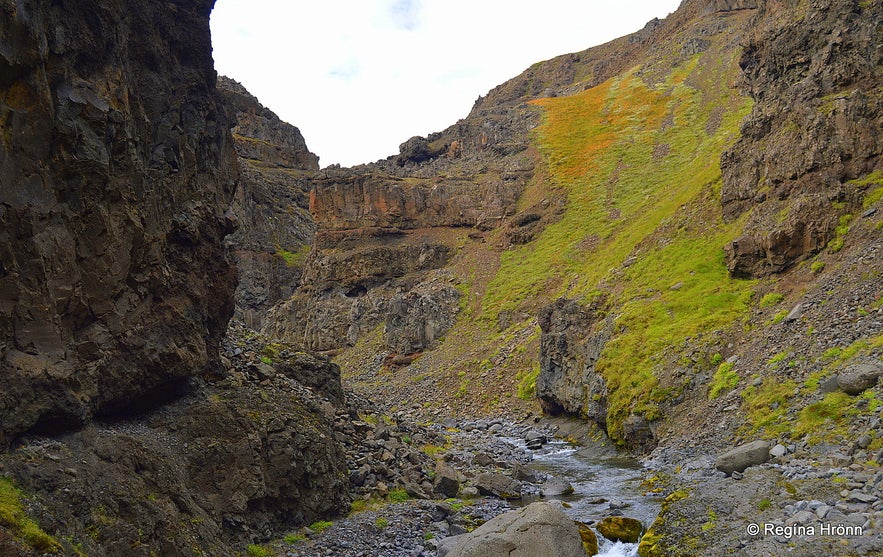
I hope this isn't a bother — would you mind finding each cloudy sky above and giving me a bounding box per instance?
[211,0,682,167]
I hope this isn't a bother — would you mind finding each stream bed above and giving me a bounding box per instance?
[513,437,661,557]
[507,439,660,557]
[280,419,660,557]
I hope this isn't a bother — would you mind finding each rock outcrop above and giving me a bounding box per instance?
[536,298,610,426]
[263,148,531,354]
[720,0,882,276]
[218,76,319,328]
[0,0,237,447]
[0,2,351,554]
[0,368,349,556]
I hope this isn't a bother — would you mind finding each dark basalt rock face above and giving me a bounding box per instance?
[0,370,349,556]
[218,76,320,328]
[0,0,237,446]
[720,0,882,277]
[536,298,611,434]
[0,2,351,554]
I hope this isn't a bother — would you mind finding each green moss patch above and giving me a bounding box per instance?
[0,477,61,553]
[484,55,754,440]
[709,362,739,399]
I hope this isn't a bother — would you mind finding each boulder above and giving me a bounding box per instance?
[540,477,575,497]
[837,363,881,395]
[437,534,466,557]
[474,473,523,500]
[577,521,599,555]
[273,350,345,406]
[512,463,538,483]
[434,461,461,498]
[596,516,645,543]
[524,430,548,450]
[715,440,770,475]
[446,502,588,557]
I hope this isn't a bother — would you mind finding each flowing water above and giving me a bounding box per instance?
[512,438,661,557]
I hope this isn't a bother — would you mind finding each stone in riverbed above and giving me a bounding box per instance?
[715,440,770,475]
[474,473,522,500]
[512,463,538,483]
[577,521,599,555]
[525,430,547,450]
[596,516,645,543]
[540,477,574,497]
[446,502,588,557]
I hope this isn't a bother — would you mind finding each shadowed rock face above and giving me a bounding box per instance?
[536,298,610,426]
[0,9,352,551]
[0,0,237,444]
[720,0,882,276]
[0,369,349,556]
[218,76,319,328]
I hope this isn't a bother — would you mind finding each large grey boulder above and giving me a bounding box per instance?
[474,473,523,500]
[715,440,770,475]
[434,461,461,498]
[446,502,588,557]
[540,477,575,497]
[837,363,881,395]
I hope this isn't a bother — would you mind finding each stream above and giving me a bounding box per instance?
[514,437,661,557]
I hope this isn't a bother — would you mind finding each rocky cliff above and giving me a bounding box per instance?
[0,0,236,447]
[721,0,882,276]
[261,80,538,354]
[267,0,880,456]
[0,1,349,554]
[219,76,319,328]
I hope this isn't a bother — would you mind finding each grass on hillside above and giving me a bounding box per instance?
[741,333,883,443]
[334,40,767,443]
[0,477,61,553]
[473,55,754,441]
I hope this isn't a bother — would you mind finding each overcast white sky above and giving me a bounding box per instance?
[210,1,682,168]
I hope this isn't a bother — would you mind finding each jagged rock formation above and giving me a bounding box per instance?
[0,1,350,554]
[218,76,319,328]
[0,0,236,447]
[0,366,349,556]
[720,0,882,276]
[536,298,610,430]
